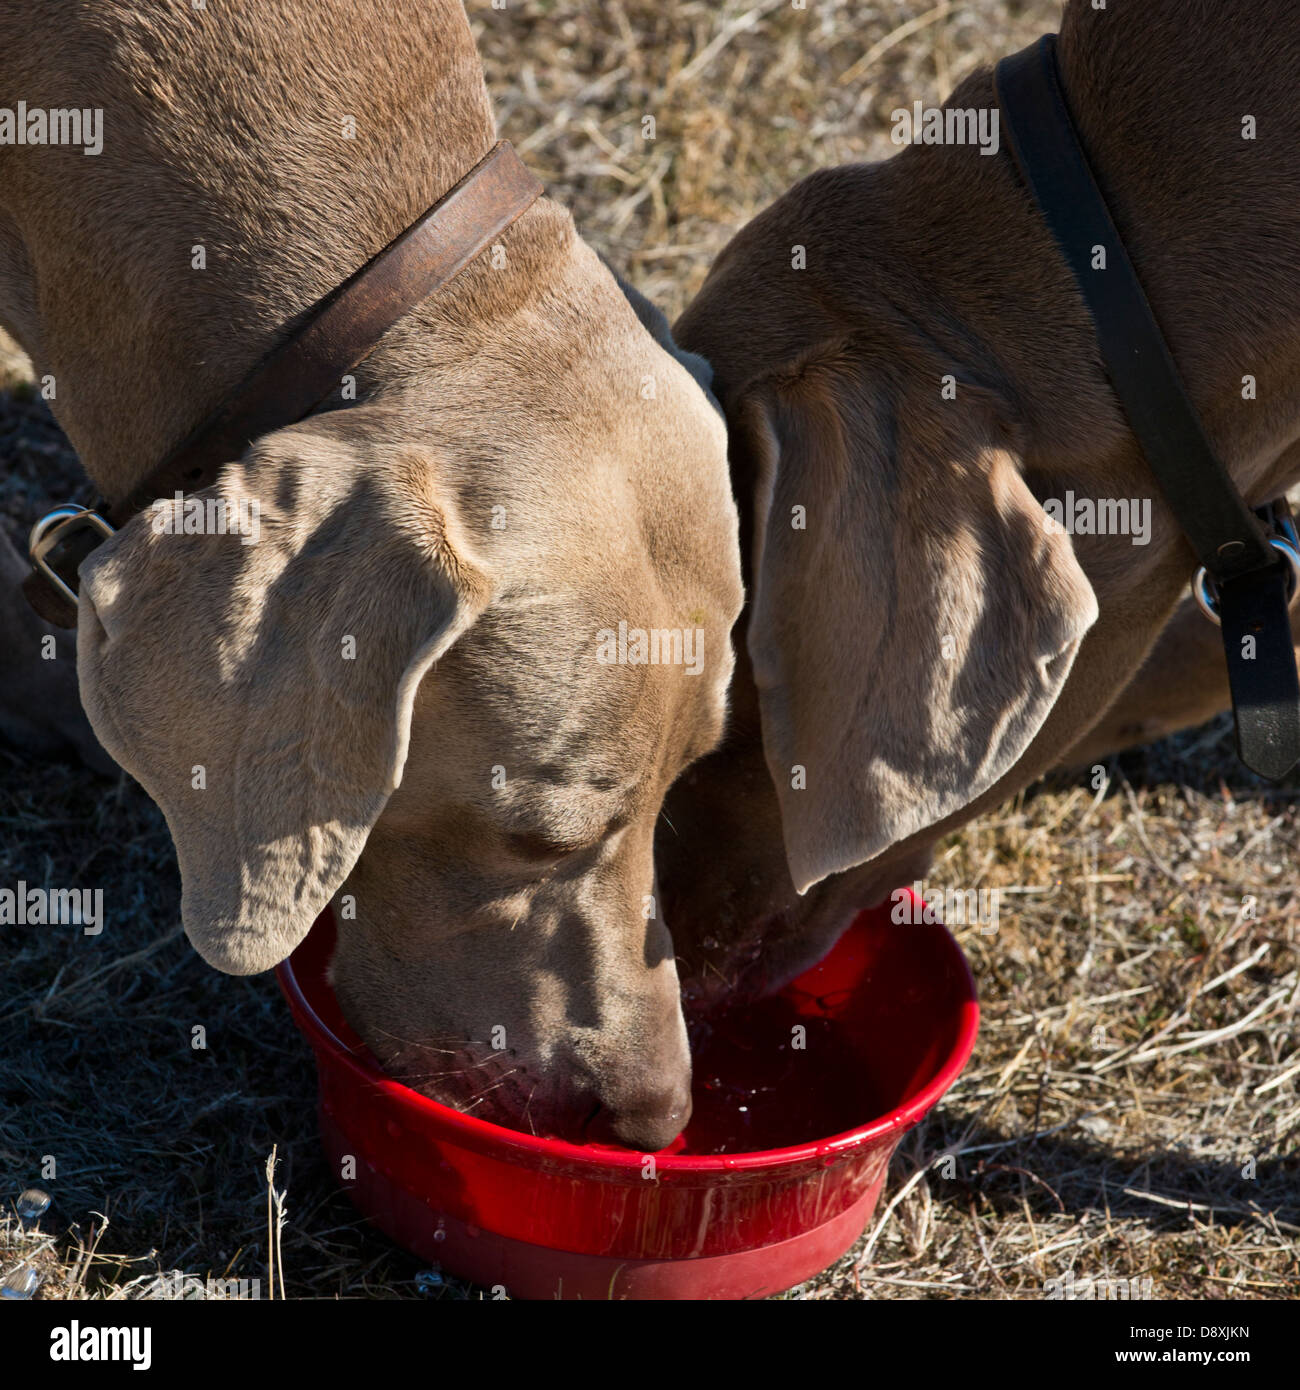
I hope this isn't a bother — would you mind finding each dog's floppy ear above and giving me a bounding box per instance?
[76,429,492,974]
[743,366,1098,894]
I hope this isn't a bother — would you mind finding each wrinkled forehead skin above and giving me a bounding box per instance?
[384,263,741,832]
[380,352,741,862]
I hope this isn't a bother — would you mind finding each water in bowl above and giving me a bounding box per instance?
[673,992,886,1155]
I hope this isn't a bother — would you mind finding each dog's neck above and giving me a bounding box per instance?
[670,0,1300,941]
[875,3,1300,815]
[691,1,1300,511]
[0,0,571,502]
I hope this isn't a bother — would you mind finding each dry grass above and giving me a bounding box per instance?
[800,735,1300,1298]
[477,0,1057,320]
[2,0,1297,1301]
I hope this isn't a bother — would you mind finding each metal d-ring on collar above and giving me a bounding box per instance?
[28,504,116,609]
[1194,512,1300,627]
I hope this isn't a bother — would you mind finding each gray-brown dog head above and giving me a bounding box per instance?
[658,141,1156,1006]
[76,250,743,1150]
[657,334,1099,1005]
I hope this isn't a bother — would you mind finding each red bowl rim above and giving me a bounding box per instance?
[276,906,980,1175]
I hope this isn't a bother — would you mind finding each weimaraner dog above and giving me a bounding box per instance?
[0,0,743,1148]
[659,0,1300,1007]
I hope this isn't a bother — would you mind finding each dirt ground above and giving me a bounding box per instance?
[2,0,1296,1301]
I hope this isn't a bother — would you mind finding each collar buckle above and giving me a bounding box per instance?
[1193,498,1300,627]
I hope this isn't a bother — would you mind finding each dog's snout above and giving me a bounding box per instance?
[584,1084,693,1152]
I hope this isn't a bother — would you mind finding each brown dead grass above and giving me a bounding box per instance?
[2,0,1296,1300]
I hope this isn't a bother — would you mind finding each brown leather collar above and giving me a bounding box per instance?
[26,140,543,627]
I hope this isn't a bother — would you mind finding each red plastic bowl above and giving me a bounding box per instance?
[276,888,978,1299]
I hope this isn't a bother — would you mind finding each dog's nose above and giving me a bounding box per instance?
[584,1086,693,1151]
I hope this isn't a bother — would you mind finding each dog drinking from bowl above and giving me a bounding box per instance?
[0,0,742,1150]
[657,0,1300,1008]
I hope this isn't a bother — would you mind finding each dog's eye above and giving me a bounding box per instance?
[506,831,591,862]
[505,814,629,864]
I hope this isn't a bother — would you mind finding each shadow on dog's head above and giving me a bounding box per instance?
[76,261,742,1150]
